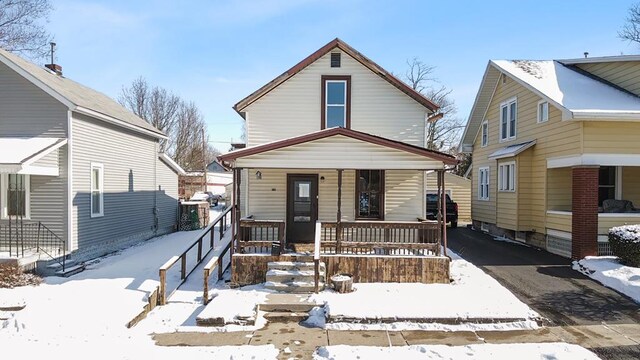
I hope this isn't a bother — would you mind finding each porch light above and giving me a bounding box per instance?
[255,171,262,180]
[320,176,325,183]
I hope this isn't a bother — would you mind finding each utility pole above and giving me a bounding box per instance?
[202,128,207,192]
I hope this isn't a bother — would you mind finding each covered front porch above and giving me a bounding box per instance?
[546,158,640,259]
[218,128,458,286]
[0,137,67,267]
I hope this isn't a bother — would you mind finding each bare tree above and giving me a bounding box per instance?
[404,58,464,152]
[119,77,181,152]
[620,3,640,44]
[0,0,53,59]
[172,101,209,171]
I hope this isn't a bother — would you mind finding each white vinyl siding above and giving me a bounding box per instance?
[537,101,549,123]
[90,163,104,217]
[481,121,488,147]
[500,97,517,141]
[478,167,490,200]
[1,174,30,219]
[498,162,516,192]
[244,49,427,147]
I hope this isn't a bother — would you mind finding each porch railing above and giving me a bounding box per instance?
[237,217,285,254]
[318,220,441,256]
[0,220,66,270]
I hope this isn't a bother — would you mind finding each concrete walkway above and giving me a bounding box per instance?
[153,322,640,359]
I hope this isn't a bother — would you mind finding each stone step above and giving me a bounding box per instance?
[265,269,325,283]
[262,311,309,323]
[259,294,322,312]
[264,280,325,293]
[267,261,325,272]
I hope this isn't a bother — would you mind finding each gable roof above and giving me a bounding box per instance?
[459,59,640,151]
[218,127,457,165]
[159,153,186,175]
[0,47,165,139]
[233,38,439,116]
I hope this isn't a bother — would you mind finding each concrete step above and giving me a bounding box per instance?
[262,311,309,323]
[264,280,325,293]
[265,269,325,283]
[55,263,86,277]
[267,261,325,272]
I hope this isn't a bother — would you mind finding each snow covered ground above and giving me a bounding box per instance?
[306,250,540,331]
[574,256,640,303]
[313,343,600,360]
[0,208,279,359]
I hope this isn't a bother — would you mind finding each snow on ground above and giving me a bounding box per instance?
[574,256,640,303]
[307,250,540,331]
[313,343,600,360]
[0,207,279,359]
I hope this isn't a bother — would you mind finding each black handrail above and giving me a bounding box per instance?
[0,220,66,271]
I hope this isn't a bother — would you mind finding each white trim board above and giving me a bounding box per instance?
[547,154,640,168]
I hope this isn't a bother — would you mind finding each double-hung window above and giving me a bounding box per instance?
[91,163,104,217]
[478,167,490,200]
[498,162,516,192]
[356,170,384,219]
[322,75,350,129]
[537,101,549,123]
[481,121,488,147]
[1,174,30,218]
[500,98,517,141]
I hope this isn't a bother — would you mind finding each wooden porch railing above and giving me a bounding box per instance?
[159,206,232,305]
[318,220,440,256]
[238,218,285,254]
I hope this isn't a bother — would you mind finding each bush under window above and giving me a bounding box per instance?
[609,225,640,267]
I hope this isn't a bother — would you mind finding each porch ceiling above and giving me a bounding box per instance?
[219,128,457,170]
[547,153,640,168]
[0,137,66,175]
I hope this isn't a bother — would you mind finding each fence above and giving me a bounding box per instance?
[237,218,286,254]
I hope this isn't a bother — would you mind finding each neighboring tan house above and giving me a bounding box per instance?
[0,48,181,267]
[459,56,640,260]
[218,39,457,288]
[426,171,471,222]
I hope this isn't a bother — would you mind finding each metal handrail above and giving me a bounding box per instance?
[0,220,66,271]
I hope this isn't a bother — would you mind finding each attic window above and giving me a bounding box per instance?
[331,53,341,68]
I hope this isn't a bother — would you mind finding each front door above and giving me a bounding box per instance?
[286,174,318,243]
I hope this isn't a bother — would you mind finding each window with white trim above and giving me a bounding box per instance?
[325,80,347,128]
[0,174,30,219]
[537,101,549,123]
[91,163,104,217]
[478,167,490,200]
[498,162,516,192]
[481,121,488,147]
[500,98,517,141]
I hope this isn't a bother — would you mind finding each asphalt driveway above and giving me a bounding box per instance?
[447,226,640,327]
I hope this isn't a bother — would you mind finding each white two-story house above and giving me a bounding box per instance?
[218,39,457,287]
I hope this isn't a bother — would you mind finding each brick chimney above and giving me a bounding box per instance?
[45,63,62,76]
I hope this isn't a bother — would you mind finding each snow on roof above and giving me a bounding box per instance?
[158,153,185,175]
[488,140,536,160]
[0,137,65,165]
[491,60,640,118]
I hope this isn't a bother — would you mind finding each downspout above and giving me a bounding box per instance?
[153,141,158,235]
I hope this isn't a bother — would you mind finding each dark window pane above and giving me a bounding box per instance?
[326,106,345,128]
[326,82,345,104]
[359,193,369,216]
[370,192,380,216]
[501,106,508,139]
[370,170,380,191]
[294,201,311,214]
[92,192,101,214]
[599,167,615,186]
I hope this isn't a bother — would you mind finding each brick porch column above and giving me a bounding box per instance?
[571,166,599,260]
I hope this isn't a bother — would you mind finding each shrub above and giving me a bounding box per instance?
[609,225,640,267]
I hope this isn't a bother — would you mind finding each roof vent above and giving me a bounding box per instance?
[45,42,62,75]
[331,52,341,68]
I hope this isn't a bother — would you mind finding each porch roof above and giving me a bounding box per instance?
[0,137,67,175]
[488,140,536,160]
[218,128,458,169]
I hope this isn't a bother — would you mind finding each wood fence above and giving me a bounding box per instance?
[237,218,285,254]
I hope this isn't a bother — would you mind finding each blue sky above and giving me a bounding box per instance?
[47,0,638,151]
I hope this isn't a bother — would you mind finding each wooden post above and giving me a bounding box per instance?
[437,170,443,256]
[231,168,236,257]
[203,268,210,305]
[337,169,343,253]
[314,259,320,293]
[197,237,203,262]
[235,168,242,253]
[159,268,166,305]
